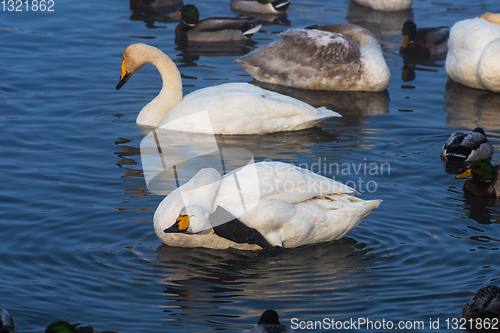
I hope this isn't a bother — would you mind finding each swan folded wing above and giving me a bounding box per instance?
[214,162,355,210]
[236,28,361,82]
[159,83,340,134]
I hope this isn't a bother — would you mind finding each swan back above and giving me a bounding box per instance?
[445,17,500,91]
[158,83,340,134]
[352,0,412,11]
[235,24,390,91]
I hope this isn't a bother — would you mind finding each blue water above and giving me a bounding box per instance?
[1,0,500,332]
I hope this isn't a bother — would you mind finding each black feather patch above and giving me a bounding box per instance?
[209,206,281,253]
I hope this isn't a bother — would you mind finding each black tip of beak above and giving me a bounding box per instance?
[116,72,132,90]
[164,223,184,234]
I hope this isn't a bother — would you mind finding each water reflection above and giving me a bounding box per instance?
[250,81,390,127]
[442,160,471,175]
[444,81,500,131]
[400,54,445,82]
[152,238,370,326]
[461,194,500,226]
[346,1,413,50]
[129,0,183,28]
[174,39,257,59]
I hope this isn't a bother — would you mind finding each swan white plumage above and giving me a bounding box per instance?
[154,161,381,250]
[445,13,500,92]
[116,43,340,134]
[351,0,412,12]
[230,0,292,15]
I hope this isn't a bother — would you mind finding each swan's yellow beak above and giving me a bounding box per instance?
[401,35,409,48]
[164,215,190,233]
[171,11,182,19]
[116,59,132,90]
[456,169,472,179]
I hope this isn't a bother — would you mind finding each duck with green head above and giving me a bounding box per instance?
[0,307,118,333]
[171,4,261,42]
[456,160,500,197]
[400,20,449,57]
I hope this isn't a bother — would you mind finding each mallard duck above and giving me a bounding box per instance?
[0,308,118,333]
[154,161,381,251]
[441,128,493,162]
[445,13,500,92]
[234,24,391,92]
[455,160,500,197]
[116,43,340,134]
[351,0,412,12]
[45,321,119,333]
[1,307,17,333]
[462,285,500,323]
[399,20,449,57]
[249,310,295,333]
[170,4,261,42]
[230,0,291,15]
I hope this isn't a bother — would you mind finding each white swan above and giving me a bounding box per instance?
[230,0,292,15]
[351,0,412,12]
[154,161,381,250]
[234,24,391,92]
[116,43,340,134]
[445,13,500,93]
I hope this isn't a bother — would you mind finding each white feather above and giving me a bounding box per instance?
[154,161,381,250]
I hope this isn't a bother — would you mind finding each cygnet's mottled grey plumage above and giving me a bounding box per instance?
[234,23,390,91]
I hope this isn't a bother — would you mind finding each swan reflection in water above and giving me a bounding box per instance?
[152,238,371,329]
[129,0,183,28]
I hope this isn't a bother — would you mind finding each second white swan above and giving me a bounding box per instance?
[116,43,340,134]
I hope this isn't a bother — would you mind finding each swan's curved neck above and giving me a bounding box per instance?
[136,49,183,127]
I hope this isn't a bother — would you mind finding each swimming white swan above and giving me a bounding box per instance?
[351,0,412,11]
[116,43,340,134]
[234,24,391,92]
[154,161,381,251]
[230,0,292,15]
[445,13,500,92]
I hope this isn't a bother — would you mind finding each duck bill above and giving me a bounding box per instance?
[456,169,472,179]
[164,215,190,233]
[401,35,409,48]
[171,11,182,19]
[116,60,132,90]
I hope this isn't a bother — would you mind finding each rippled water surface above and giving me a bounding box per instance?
[2,0,500,332]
